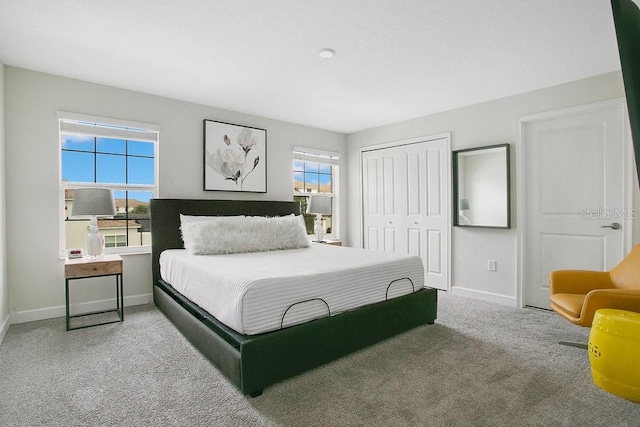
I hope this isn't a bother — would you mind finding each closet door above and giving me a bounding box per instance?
[362,137,450,291]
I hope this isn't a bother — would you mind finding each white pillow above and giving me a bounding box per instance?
[181,215,310,255]
[179,214,246,246]
[180,215,245,246]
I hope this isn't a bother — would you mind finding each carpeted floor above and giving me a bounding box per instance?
[0,292,637,426]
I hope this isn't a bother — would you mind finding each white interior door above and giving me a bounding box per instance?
[522,100,629,309]
[362,136,450,291]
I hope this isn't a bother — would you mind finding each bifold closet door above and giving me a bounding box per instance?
[362,138,449,291]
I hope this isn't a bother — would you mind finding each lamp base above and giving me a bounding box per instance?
[314,213,324,242]
[86,232,104,258]
[86,216,105,258]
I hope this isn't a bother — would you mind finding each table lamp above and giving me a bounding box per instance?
[306,195,332,242]
[71,188,116,258]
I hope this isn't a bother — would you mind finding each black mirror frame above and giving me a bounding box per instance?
[452,143,511,229]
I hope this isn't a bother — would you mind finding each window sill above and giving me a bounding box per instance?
[59,247,151,260]
[114,250,151,257]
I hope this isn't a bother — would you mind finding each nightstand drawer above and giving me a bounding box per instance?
[64,260,122,279]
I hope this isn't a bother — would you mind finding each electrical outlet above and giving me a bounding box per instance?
[488,259,497,271]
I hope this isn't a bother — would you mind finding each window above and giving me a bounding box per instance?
[293,148,339,237]
[59,112,159,255]
[104,235,127,248]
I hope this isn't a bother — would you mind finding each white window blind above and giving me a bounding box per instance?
[293,147,339,165]
[59,121,159,143]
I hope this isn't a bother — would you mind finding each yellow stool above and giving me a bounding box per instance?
[588,309,640,402]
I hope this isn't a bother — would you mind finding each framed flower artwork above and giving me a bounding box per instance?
[203,120,267,193]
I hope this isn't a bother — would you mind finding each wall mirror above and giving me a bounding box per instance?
[453,143,511,228]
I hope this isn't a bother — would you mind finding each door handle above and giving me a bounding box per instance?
[601,222,621,230]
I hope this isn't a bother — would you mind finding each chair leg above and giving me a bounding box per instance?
[559,341,588,349]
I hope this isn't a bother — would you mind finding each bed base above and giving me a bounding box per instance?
[154,280,437,397]
[150,198,438,396]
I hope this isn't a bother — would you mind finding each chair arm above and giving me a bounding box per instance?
[549,270,613,295]
[580,289,640,326]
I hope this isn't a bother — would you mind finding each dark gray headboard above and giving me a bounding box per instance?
[150,198,301,285]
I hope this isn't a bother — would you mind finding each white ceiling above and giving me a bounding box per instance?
[0,0,625,134]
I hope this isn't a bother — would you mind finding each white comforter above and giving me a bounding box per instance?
[160,243,424,335]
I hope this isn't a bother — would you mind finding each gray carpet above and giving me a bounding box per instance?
[0,292,637,426]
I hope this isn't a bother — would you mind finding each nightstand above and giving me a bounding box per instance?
[65,254,123,331]
[321,239,342,246]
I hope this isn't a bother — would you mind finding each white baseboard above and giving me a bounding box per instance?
[450,286,517,307]
[0,314,10,346]
[10,293,153,325]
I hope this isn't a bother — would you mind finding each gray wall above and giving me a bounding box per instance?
[4,66,346,322]
[0,60,8,341]
[347,71,632,305]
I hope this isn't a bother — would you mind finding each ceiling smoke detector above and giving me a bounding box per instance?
[318,48,336,58]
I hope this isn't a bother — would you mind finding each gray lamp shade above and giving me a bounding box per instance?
[307,195,332,215]
[71,188,116,217]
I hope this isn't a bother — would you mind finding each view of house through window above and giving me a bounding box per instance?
[293,149,338,236]
[60,115,158,254]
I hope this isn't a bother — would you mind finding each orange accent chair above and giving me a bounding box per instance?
[549,245,640,327]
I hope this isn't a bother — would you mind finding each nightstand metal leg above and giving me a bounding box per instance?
[117,273,124,321]
[120,274,124,320]
[65,278,70,331]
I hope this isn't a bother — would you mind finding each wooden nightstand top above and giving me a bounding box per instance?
[321,239,342,246]
[65,254,123,279]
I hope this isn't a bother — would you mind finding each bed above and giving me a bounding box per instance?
[151,198,438,397]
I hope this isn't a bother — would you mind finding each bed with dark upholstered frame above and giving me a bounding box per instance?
[150,198,438,397]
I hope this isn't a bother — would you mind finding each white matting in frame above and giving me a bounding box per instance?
[203,119,267,193]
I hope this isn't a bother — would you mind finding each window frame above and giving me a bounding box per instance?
[58,112,160,257]
[293,147,339,239]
